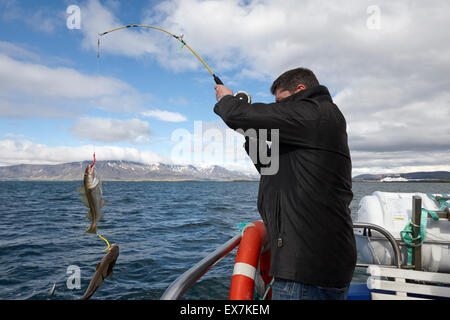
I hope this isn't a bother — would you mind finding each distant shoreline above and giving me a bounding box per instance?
[0,178,260,182]
[1,179,449,183]
[352,179,450,183]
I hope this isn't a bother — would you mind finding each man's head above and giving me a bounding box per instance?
[270,67,319,103]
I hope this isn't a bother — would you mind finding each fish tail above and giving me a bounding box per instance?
[86,223,98,234]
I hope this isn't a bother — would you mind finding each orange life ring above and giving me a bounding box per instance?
[229,221,272,300]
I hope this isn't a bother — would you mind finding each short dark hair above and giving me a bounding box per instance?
[270,67,319,95]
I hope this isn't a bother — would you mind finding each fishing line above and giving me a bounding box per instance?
[97,38,101,59]
[98,234,111,251]
[98,24,224,85]
[94,37,101,167]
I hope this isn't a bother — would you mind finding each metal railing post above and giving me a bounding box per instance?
[412,196,423,271]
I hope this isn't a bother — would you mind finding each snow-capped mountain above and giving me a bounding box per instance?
[0,161,259,181]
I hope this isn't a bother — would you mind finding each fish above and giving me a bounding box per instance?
[80,244,119,300]
[78,162,106,234]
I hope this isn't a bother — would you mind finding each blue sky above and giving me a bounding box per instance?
[1,0,449,176]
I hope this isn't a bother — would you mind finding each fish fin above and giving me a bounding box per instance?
[96,262,101,271]
[78,185,85,194]
[86,210,93,221]
[106,260,116,278]
[101,265,114,279]
[85,223,97,234]
[101,267,109,278]
[81,195,90,208]
[99,211,103,220]
[101,200,107,208]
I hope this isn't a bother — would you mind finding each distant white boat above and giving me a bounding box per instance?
[380,176,408,182]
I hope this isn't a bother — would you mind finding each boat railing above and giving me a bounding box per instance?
[353,222,402,269]
[161,222,403,299]
[161,233,242,300]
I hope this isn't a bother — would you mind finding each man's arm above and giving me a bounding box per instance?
[214,92,320,147]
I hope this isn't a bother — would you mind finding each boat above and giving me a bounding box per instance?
[160,192,450,300]
[379,176,408,182]
[354,192,450,272]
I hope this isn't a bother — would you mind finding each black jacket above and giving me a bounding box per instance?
[214,85,357,288]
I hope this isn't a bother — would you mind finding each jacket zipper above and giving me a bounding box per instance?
[275,191,283,248]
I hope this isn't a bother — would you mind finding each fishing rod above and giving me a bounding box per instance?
[98,24,252,103]
[98,24,224,85]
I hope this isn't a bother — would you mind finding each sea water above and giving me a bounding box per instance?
[0,181,448,299]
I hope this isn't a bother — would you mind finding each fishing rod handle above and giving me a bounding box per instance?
[213,74,224,85]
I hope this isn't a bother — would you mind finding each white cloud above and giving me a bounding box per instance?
[0,47,187,123]
[0,41,41,62]
[142,0,450,86]
[0,45,180,120]
[80,0,208,72]
[70,117,152,144]
[0,1,61,34]
[0,139,164,166]
[81,0,164,58]
[351,150,450,177]
[141,109,187,122]
[0,52,150,117]
[0,99,81,118]
[0,54,128,99]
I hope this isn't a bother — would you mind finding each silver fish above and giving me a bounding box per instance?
[80,244,119,300]
[78,164,106,234]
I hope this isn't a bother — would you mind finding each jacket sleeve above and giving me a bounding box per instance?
[214,95,321,146]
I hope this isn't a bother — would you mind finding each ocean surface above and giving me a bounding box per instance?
[0,180,449,300]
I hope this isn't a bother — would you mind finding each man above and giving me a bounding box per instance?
[213,67,356,300]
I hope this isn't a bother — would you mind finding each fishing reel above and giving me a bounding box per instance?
[234,91,252,104]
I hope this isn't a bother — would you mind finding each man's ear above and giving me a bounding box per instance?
[295,84,307,93]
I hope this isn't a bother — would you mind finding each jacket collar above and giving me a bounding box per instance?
[280,85,332,103]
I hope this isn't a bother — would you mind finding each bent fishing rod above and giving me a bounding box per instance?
[98,24,224,85]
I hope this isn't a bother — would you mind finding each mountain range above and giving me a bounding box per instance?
[0,161,259,181]
[1,161,448,182]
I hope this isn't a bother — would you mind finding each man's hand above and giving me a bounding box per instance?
[214,84,233,101]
